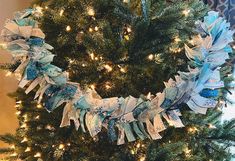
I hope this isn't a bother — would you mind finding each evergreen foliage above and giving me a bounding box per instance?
[0,0,234,161]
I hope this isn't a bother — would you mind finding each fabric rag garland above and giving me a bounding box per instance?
[0,9,234,145]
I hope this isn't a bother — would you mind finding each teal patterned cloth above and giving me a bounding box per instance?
[204,0,235,29]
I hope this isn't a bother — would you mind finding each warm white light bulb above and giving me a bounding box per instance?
[25,147,31,152]
[89,27,93,32]
[105,84,112,90]
[10,152,18,157]
[37,104,42,109]
[104,64,113,72]
[184,147,191,155]
[15,111,21,115]
[136,143,141,148]
[34,152,41,158]
[139,156,146,161]
[35,115,40,119]
[21,137,28,143]
[127,27,132,33]
[148,54,154,60]
[90,53,95,60]
[5,71,12,77]
[21,123,27,128]
[146,92,152,100]
[90,84,96,90]
[35,6,43,15]
[66,25,71,32]
[183,9,190,16]
[94,26,99,31]
[59,9,64,16]
[87,7,95,16]
[130,149,135,155]
[16,100,22,104]
[120,67,127,73]
[174,37,181,42]
[0,43,7,49]
[59,144,65,149]
[10,145,15,149]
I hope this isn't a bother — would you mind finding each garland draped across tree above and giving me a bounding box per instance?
[0,8,234,145]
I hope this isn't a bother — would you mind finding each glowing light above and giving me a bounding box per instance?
[169,122,174,126]
[177,48,182,52]
[15,111,21,115]
[146,92,152,100]
[105,84,112,90]
[208,124,216,129]
[95,57,99,61]
[16,100,22,104]
[59,144,65,149]
[87,7,95,16]
[232,45,235,50]
[188,127,194,133]
[174,37,181,42]
[82,63,86,67]
[59,9,64,16]
[34,152,41,158]
[5,71,12,77]
[67,143,71,146]
[188,127,198,134]
[189,39,194,44]
[136,143,141,148]
[69,59,75,63]
[89,27,93,32]
[21,123,27,128]
[90,84,96,90]
[45,6,48,9]
[183,9,190,16]
[184,147,191,156]
[127,27,132,33]
[123,0,129,3]
[104,64,113,72]
[21,137,28,143]
[130,149,135,155]
[10,145,15,149]
[148,54,154,60]
[66,25,71,32]
[25,147,31,152]
[120,67,127,73]
[10,152,18,157]
[35,6,43,15]
[94,26,99,31]
[14,104,20,108]
[23,114,28,119]
[90,53,95,60]
[139,156,146,161]
[0,43,7,49]
[46,124,54,130]
[35,115,40,119]
[37,104,43,109]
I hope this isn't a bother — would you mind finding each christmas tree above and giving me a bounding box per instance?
[0,0,234,160]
